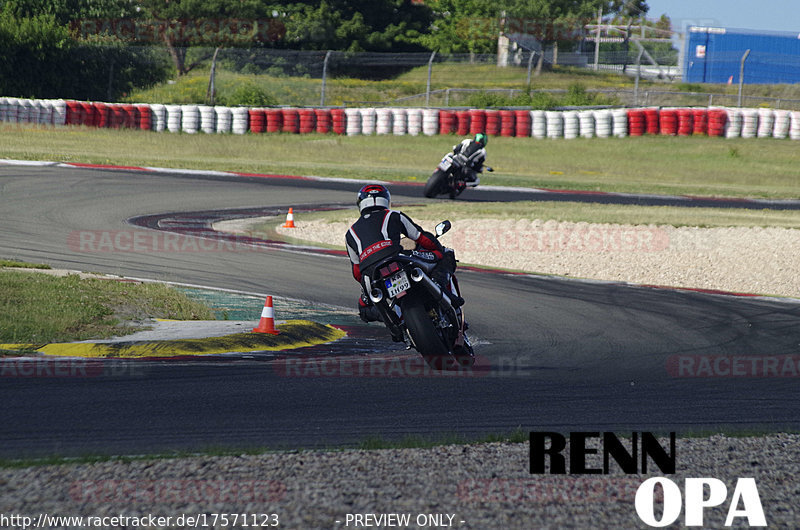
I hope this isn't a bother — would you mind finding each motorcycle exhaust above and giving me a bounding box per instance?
[369,288,384,304]
[410,268,457,320]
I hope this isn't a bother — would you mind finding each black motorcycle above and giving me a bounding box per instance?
[361,221,474,370]
[424,152,492,199]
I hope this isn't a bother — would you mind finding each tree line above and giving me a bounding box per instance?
[0,0,668,99]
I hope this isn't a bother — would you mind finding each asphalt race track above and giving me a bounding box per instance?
[1,165,800,458]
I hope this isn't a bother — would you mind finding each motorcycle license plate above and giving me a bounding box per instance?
[385,271,410,298]
[438,158,452,171]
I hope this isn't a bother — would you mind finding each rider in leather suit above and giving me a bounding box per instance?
[345,184,461,335]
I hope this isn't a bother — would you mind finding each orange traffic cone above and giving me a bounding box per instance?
[282,208,296,228]
[252,296,280,334]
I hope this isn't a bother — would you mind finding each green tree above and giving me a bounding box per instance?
[277,1,432,52]
[136,0,271,75]
[414,0,500,54]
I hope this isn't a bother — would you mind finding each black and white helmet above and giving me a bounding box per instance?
[357,184,391,213]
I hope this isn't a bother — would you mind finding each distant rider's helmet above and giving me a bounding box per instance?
[357,184,391,213]
[474,132,488,147]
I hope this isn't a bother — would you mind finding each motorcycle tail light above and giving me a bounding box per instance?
[379,262,400,278]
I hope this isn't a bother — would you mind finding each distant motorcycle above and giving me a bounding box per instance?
[424,152,492,199]
[361,220,474,370]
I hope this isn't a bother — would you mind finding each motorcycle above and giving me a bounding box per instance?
[424,151,493,199]
[361,220,474,370]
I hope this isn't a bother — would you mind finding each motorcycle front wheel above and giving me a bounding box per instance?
[403,299,451,369]
[424,169,447,198]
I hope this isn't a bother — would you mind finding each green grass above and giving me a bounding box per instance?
[0,270,214,343]
[129,64,647,107]
[0,259,51,269]
[256,201,800,230]
[3,124,799,199]
[128,62,800,107]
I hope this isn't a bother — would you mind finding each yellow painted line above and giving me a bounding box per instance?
[0,320,346,359]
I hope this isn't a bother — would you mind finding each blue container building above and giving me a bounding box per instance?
[684,26,800,84]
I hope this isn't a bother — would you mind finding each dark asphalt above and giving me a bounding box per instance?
[1,165,799,458]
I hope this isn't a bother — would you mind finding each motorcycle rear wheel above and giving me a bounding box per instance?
[403,299,451,369]
[424,169,447,198]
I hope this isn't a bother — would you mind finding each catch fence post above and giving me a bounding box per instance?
[426,51,436,108]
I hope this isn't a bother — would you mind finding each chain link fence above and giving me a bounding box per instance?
[7,44,800,110]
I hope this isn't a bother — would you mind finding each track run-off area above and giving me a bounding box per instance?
[1,162,800,458]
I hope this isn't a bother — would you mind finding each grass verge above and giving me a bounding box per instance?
[0,269,214,344]
[2,124,800,199]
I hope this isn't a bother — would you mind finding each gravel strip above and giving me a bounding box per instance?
[1,434,797,528]
[265,218,800,298]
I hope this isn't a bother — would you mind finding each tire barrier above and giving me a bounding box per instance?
[741,109,758,138]
[375,108,392,135]
[180,104,199,134]
[331,108,346,135]
[138,105,153,131]
[438,109,456,135]
[594,110,612,138]
[265,109,281,133]
[677,108,693,136]
[150,104,166,132]
[249,109,266,134]
[455,110,471,136]
[773,109,790,139]
[484,109,500,136]
[359,108,376,135]
[282,108,300,134]
[499,110,515,137]
[468,109,486,135]
[165,105,182,133]
[344,108,361,136]
[644,108,659,135]
[563,111,579,139]
[231,107,249,135]
[514,110,531,138]
[422,108,438,136]
[3,99,799,142]
[198,105,215,134]
[707,109,727,137]
[790,111,800,140]
[725,109,742,139]
[628,109,646,137]
[578,110,595,138]
[612,108,629,138]
[545,111,563,139]
[315,108,332,134]
[659,109,678,135]
[214,106,232,134]
[391,108,407,136]
[757,109,774,138]
[406,108,423,136]
[692,109,708,136]
[530,110,546,139]
[299,108,316,134]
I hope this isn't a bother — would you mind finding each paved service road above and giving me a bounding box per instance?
[1,166,799,458]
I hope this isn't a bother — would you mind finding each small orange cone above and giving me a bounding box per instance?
[252,296,280,334]
[282,208,296,228]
